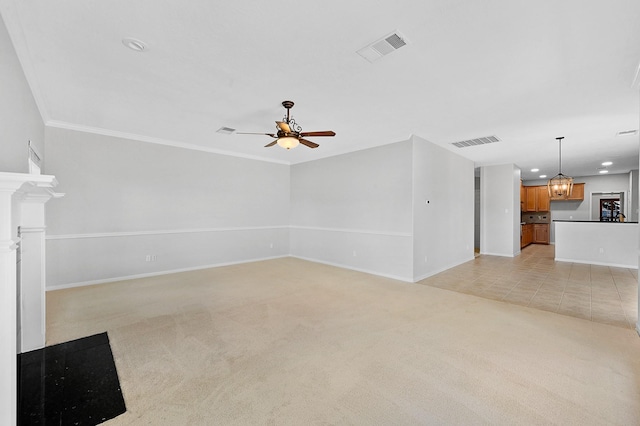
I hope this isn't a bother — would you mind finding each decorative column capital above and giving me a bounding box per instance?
[0,239,19,253]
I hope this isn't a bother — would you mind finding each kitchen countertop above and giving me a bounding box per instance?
[553,220,638,223]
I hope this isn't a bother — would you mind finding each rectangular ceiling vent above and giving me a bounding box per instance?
[451,135,500,148]
[357,31,408,63]
[216,126,236,135]
[617,129,638,136]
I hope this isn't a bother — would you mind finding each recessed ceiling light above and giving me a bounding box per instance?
[601,161,612,166]
[531,168,539,172]
[599,170,609,174]
[539,175,547,178]
[122,37,147,52]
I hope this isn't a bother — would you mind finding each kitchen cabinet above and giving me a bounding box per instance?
[536,186,550,211]
[550,183,584,201]
[533,224,549,244]
[521,224,534,248]
[567,183,584,201]
[524,187,537,211]
[523,186,550,212]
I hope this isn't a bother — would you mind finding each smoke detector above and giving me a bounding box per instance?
[357,31,408,63]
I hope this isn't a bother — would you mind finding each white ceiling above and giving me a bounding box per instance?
[2,0,640,180]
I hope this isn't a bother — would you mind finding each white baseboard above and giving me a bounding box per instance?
[290,255,413,283]
[479,251,517,258]
[49,253,480,290]
[413,256,475,282]
[554,257,638,270]
[45,255,289,291]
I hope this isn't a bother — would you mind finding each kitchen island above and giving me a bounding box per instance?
[554,220,638,269]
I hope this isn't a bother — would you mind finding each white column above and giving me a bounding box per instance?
[0,183,24,426]
[19,191,55,351]
[18,226,46,351]
[0,173,60,426]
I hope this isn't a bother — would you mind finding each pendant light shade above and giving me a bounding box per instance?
[547,137,573,197]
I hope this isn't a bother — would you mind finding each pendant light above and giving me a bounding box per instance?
[547,136,573,198]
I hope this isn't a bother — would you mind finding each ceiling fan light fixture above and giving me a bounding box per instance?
[277,137,299,150]
[237,100,334,150]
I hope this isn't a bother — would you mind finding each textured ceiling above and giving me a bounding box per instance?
[2,0,639,179]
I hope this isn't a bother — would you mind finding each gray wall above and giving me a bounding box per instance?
[290,140,414,280]
[290,135,475,282]
[481,164,522,257]
[0,16,44,173]
[412,135,474,280]
[45,127,290,288]
[47,131,476,286]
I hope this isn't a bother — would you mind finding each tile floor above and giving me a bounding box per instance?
[420,244,638,329]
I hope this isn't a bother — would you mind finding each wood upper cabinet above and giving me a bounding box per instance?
[536,186,550,211]
[550,182,585,201]
[523,186,550,212]
[567,183,584,201]
[525,186,537,211]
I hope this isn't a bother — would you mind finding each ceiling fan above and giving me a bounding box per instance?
[237,100,335,149]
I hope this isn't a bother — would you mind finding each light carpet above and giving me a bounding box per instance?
[47,257,640,425]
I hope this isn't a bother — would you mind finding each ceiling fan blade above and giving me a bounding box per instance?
[236,132,276,137]
[264,140,278,147]
[276,121,291,133]
[299,138,319,149]
[299,131,335,137]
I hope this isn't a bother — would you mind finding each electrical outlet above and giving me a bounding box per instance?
[353,250,357,257]
[145,255,150,262]
[270,243,274,249]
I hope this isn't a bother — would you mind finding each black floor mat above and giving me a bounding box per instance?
[18,332,126,425]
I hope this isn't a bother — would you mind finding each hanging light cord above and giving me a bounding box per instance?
[557,136,564,174]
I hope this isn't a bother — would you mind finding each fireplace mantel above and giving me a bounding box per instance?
[0,172,63,425]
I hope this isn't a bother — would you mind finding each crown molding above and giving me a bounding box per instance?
[45,120,291,165]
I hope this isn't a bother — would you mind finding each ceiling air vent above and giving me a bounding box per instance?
[616,129,638,136]
[357,31,408,63]
[216,127,236,135]
[451,135,500,148]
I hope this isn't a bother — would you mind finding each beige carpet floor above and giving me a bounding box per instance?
[47,257,640,425]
